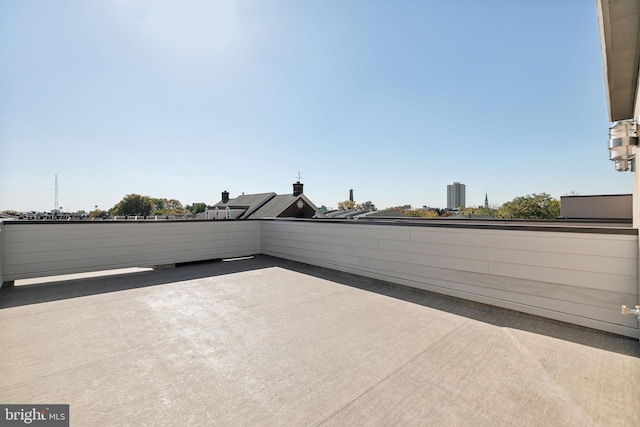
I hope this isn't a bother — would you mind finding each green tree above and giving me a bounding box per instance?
[148,198,187,215]
[497,193,560,219]
[110,194,154,216]
[361,201,376,211]
[338,200,356,210]
[89,209,109,219]
[187,203,207,215]
[151,198,165,212]
[459,206,498,217]
[405,209,439,218]
[165,199,183,210]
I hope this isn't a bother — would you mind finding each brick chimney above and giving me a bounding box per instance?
[222,191,229,203]
[293,181,304,196]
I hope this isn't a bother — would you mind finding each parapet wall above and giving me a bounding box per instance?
[261,219,639,338]
[1,219,637,338]
[1,220,261,282]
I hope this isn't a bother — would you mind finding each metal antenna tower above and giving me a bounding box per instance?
[54,174,59,213]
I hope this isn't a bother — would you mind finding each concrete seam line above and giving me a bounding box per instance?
[310,319,471,427]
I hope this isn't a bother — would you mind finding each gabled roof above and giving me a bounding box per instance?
[201,189,323,219]
[326,209,358,218]
[247,194,297,218]
[365,208,408,217]
[212,192,277,219]
[247,194,322,218]
[213,192,276,209]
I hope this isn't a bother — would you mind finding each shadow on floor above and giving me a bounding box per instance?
[272,257,640,358]
[0,256,276,308]
[1,254,638,357]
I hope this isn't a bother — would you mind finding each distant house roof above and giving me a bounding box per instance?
[325,209,358,218]
[196,183,324,220]
[247,194,320,219]
[363,208,407,218]
[212,192,276,219]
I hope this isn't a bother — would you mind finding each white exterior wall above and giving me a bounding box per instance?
[2,221,261,282]
[0,223,4,284]
[262,220,639,338]
[2,219,637,338]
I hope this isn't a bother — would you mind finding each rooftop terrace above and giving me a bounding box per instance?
[1,255,638,426]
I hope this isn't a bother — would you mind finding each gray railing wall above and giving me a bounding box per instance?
[261,220,639,338]
[1,219,638,338]
[1,221,261,282]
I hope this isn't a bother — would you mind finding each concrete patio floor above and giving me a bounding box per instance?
[1,255,638,426]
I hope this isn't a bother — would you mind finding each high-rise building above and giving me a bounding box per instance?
[447,182,466,210]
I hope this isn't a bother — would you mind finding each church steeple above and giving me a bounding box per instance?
[484,192,489,209]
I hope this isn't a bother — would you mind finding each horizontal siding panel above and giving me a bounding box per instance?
[3,221,260,243]
[264,234,490,274]
[263,242,637,335]
[3,222,260,281]
[359,256,637,296]
[4,225,170,242]
[262,243,362,270]
[366,271,638,337]
[7,235,190,254]
[357,257,636,311]
[261,221,638,337]
[410,228,638,258]
[487,261,634,290]
[265,223,635,291]
[5,246,259,280]
[386,269,637,329]
[380,239,636,276]
[185,238,258,252]
[263,222,412,242]
[271,232,380,250]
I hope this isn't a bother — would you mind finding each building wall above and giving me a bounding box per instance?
[1,221,261,282]
[560,194,632,219]
[262,220,639,338]
[0,223,4,285]
[447,182,466,209]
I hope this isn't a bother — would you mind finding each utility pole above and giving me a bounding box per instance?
[54,174,59,214]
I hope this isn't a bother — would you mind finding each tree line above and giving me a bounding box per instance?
[90,194,207,218]
[336,193,561,220]
[458,193,560,219]
[93,192,561,220]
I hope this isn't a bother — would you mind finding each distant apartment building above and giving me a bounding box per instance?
[447,182,466,210]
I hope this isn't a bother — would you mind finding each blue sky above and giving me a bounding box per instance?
[0,0,630,212]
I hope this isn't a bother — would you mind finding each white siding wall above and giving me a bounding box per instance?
[2,221,261,281]
[2,219,637,338]
[0,223,4,284]
[262,220,639,338]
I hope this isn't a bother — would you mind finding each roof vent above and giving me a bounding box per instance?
[608,119,638,172]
